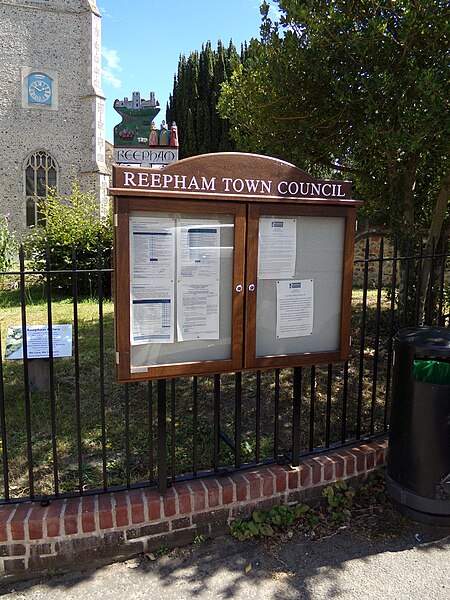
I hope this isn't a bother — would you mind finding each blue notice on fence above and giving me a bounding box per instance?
[4,325,73,360]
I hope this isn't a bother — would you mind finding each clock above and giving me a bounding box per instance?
[28,73,52,105]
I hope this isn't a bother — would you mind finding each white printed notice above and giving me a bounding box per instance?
[177,219,220,279]
[258,218,297,280]
[276,279,314,338]
[4,324,72,360]
[177,281,219,341]
[130,216,175,344]
[130,216,175,280]
[177,219,220,341]
[131,283,174,343]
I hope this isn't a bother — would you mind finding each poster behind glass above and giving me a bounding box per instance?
[129,211,234,370]
[255,215,345,357]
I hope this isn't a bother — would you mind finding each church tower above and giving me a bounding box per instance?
[0,0,108,236]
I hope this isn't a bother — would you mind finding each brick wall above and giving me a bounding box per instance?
[0,438,387,583]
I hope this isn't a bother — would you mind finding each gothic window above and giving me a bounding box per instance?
[24,151,58,226]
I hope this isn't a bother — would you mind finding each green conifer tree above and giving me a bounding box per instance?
[167,40,241,157]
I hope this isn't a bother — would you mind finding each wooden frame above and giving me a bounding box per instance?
[112,153,362,382]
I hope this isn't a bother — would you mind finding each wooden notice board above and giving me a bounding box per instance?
[111,152,362,382]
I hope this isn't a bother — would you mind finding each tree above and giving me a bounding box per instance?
[218,0,449,247]
[0,213,17,273]
[24,177,113,296]
[166,40,245,158]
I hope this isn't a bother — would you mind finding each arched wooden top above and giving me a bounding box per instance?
[160,152,315,180]
[111,151,361,206]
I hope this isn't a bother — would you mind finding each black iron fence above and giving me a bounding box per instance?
[0,238,448,503]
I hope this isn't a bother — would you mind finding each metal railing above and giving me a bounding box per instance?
[0,238,448,503]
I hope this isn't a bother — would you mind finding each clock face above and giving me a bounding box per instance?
[28,75,52,104]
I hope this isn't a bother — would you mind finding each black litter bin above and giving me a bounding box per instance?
[386,326,450,526]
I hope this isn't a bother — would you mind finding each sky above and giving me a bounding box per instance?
[98,0,275,143]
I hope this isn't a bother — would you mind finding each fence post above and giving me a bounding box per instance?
[0,328,10,500]
[157,379,167,494]
[292,367,302,466]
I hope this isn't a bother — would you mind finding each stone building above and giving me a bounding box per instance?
[0,0,108,237]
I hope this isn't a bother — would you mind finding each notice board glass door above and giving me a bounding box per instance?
[115,198,246,381]
[244,204,355,369]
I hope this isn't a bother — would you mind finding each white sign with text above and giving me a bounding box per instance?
[4,325,73,360]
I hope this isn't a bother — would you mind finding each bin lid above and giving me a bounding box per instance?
[396,326,450,353]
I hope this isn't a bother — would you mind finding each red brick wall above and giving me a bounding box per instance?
[0,438,387,583]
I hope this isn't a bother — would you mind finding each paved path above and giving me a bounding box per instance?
[2,513,449,599]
